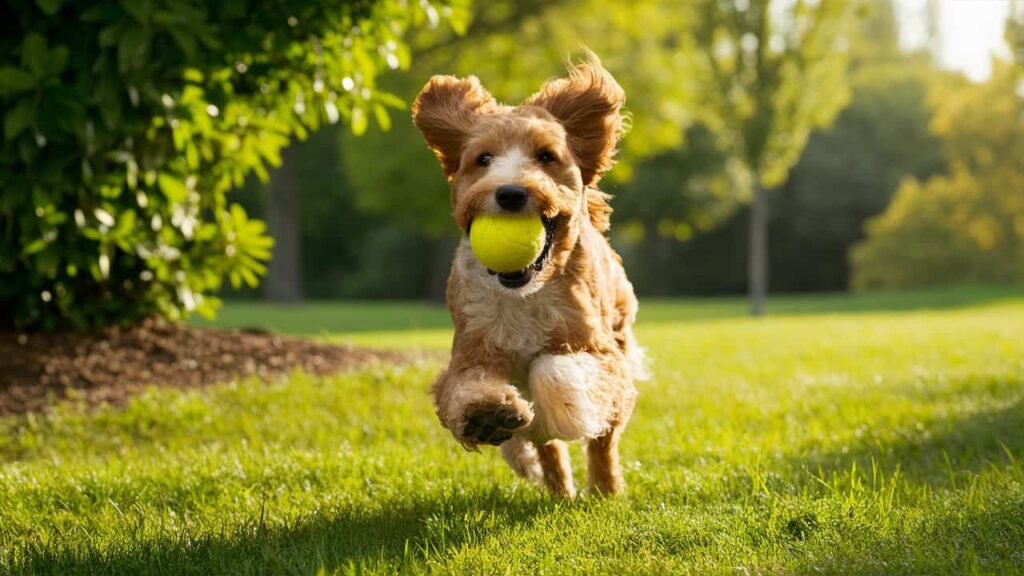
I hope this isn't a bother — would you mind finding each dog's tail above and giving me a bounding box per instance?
[500,436,544,484]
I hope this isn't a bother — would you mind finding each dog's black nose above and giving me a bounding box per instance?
[495,184,528,212]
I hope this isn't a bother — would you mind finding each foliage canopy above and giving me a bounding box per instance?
[692,0,858,189]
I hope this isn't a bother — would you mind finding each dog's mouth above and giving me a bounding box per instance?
[472,215,557,289]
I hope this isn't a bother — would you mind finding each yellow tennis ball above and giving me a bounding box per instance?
[469,214,546,273]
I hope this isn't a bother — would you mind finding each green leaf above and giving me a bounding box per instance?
[36,0,64,15]
[118,27,152,72]
[372,104,391,131]
[0,67,36,97]
[4,99,35,141]
[351,106,368,136]
[23,237,48,255]
[182,68,204,83]
[239,266,258,287]
[375,92,406,109]
[21,35,49,77]
[46,46,69,77]
[114,209,136,236]
[157,173,187,202]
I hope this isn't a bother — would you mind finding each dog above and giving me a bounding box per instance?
[412,53,645,498]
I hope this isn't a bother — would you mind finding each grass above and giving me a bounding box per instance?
[191,284,1022,335]
[3,286,1024,574]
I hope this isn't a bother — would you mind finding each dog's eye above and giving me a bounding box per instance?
[476,153,494,167]
[537,150,556,165]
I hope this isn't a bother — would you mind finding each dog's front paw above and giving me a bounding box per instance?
[435,372,534,449]
[461,403,532,446]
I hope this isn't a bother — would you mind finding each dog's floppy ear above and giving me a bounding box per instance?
[524,52,626,187]
[412,75,497,178]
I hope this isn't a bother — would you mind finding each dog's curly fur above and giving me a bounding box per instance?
[412,53,646,497]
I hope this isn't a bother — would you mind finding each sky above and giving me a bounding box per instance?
[897,0,1014,81]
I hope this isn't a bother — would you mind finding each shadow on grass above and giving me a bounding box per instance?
[790,501,1024,575]
[13,487,554,576]
[777,385,1024,574]
[795,389,1023,489]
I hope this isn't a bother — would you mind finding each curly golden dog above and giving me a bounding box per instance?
[412,53,646,498]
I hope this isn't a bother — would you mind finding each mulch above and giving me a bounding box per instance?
[0,317,415,417]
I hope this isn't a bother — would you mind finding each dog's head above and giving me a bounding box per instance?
[412,53,625,291]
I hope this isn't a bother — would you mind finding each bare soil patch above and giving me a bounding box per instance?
[0,318,409,416]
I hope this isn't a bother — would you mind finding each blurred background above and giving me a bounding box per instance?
[2,0,1022,329]
[241,0,1023,305]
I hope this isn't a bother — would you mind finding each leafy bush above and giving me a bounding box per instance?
[851,171,1003,289]
[0,0,466,330]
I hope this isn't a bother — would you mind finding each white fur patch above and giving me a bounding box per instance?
[528,353,606,441]
[489,147,527,182]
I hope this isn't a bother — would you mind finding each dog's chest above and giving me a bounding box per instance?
[453,254,561,356]
[460,283,565,359]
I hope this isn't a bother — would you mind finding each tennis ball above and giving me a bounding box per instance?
[469,214,546,273]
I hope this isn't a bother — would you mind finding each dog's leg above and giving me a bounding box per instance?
[536,440,576,498]
[501,435,543,484]
[434,366,533,449]
[586,425,624,495]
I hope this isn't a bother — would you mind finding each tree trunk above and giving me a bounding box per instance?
[748,184,768,316]
[265,140,304,303]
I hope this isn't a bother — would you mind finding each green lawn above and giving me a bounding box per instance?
[192,284,1022,335]
[3,287,1024,574]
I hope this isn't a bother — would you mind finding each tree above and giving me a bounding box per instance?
[692,0,858,315]
[0,0,468,329]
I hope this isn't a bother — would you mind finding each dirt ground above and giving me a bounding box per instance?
[0,317,408,416]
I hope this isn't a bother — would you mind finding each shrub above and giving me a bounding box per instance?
[0,0,466,330]
[850,62,1024,290]
[851,170,1006,289]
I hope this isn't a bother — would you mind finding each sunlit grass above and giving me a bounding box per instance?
[191,284,1023,335]
[3,288,1023,574]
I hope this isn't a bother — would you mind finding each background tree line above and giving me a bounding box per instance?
[251,0,865,304]
[4,0,1022,330]
[246,0,1024,305]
